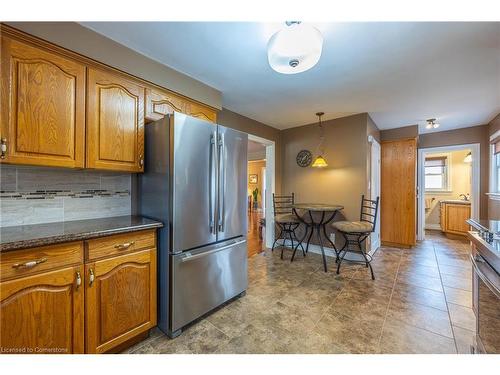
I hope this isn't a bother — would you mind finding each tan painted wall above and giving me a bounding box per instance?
[419,125,489,219]
[218,108,282,194]
[380,125,419,141]
[281,113,373,247]
[247,160,266,206]
[5,22,221,109]
[424,149,472,227]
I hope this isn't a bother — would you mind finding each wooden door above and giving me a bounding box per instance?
[0,265,84,354]
[86,68,145,172]
[381,138,417,247]
[85,249,156,353]
[0,36,85,168]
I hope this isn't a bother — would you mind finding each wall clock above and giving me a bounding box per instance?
[296,150,312,167]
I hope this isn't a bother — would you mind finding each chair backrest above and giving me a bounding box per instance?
[360,195,380,231]
[272,193,294,216]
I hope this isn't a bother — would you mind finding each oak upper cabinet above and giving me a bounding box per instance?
[86,68,145,172]
[0,36,86,168]
[0,265,84,354]
[85,248,157,353]
[145,87,189,122]
[145,87,217,123]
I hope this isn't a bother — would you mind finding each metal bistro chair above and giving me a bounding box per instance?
[272,193,305,260]
[332,195,380,280]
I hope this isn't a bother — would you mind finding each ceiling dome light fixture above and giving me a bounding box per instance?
[312,112,328,168]
[426,118,440,130]
[267,22,323,74]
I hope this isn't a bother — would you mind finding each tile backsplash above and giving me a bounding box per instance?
[0,165,132,227]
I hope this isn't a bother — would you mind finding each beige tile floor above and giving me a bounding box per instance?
[124,231,476,354]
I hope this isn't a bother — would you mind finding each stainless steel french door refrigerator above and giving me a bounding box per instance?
[139,112,248,337]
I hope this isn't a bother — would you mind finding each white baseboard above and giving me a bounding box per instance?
[425,223,441,230]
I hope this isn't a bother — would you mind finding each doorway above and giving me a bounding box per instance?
[417,143,480,240]
[368,135,381,253]
[246,135,275,257]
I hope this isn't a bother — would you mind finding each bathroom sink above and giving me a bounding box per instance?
[441,199,471,204]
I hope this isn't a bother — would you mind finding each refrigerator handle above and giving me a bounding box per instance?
[218,133,225,232]
[209,133,216,234]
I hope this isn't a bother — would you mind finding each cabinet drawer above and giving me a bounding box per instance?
[0,242,83,281]
[85,230,156,261]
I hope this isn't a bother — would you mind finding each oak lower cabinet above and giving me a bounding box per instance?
[0,265,85,354]
[440,202,471,236]
[86,68,145,172]
[0,35,86,168]
[0,229,157,354]
[85,249,157,353]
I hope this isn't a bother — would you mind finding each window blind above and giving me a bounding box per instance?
[425,156,446,167]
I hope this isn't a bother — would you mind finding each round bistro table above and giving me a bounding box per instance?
[291,203,344,272]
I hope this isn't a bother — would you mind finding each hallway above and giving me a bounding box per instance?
[247,209,264,258]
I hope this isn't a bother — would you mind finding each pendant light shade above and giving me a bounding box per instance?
[312,112,328,168]
[267,22,323,74]
[311,155,328,168]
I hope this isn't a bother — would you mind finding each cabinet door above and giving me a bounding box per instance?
[0,265,84,354]
[0,36,85,168]
[85,249,156,353]
[145,87,189,122]
[86,68,145,172]
[186,101,217,123]
[446,204,471,234]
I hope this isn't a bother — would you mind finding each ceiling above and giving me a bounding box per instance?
[247,140,266,161]
[81,22,500,133]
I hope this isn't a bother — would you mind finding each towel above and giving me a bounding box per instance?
[425,198,434,210]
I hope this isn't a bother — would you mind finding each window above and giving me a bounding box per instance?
[425,156,450,191]
[490,141,500,194]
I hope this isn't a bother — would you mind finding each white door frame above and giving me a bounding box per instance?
[368,135,381,253]
[417,143,480,241]
[248,134,275,249]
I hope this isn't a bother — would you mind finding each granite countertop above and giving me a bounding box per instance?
[0,215,163,252]
[440,199,471,205]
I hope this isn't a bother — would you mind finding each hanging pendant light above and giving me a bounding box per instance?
[267,22,323,74]
[312,112,328,168]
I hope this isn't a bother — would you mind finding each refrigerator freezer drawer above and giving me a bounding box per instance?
[170,238,247,334]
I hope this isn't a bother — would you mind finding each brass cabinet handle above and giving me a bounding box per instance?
[76,271,82,289]
[12,258,47,269]
[0,138,7,159]
[114,241,135,250]
[89,268,95,286]
[139,155,144,167]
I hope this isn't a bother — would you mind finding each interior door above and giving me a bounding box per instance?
[217,125,248,242]
[172,113,217,253]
